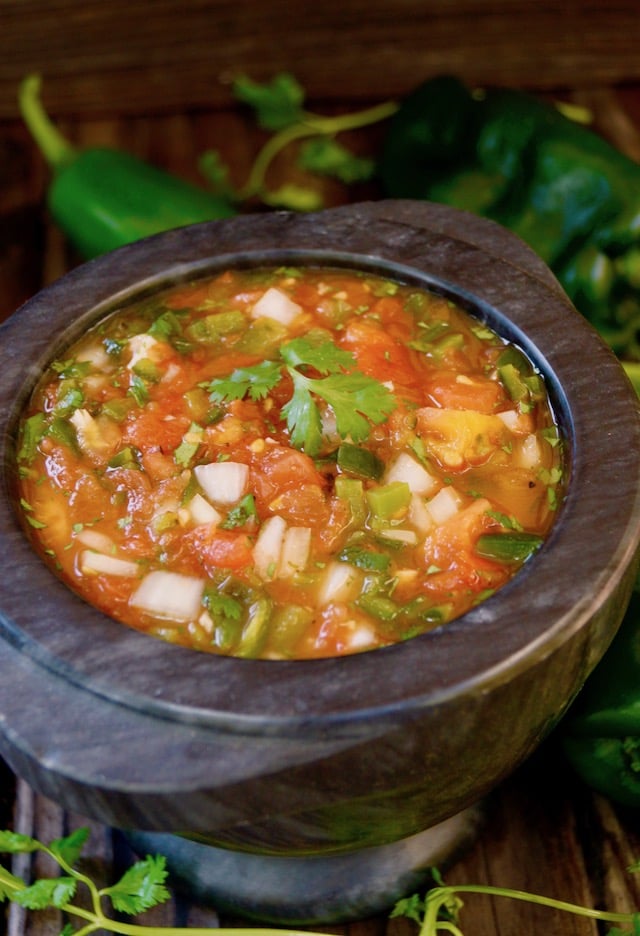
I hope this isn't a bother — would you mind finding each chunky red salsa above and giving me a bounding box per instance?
[17,266,563,659]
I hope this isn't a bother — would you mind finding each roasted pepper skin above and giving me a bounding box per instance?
[563,592,640,808]
[377,76,640,360]
[20,75,235,259]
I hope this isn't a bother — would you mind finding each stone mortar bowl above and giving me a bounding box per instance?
[1,200,640,922]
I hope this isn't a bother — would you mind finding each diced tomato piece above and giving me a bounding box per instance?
[301,604,382,659]
[123,410,190,455]
[422,498,506,597]
[184,527,254,573]
[250,446,327,511]
[424,369,506,413]
[266,483,330,527]
[339,319,422,400]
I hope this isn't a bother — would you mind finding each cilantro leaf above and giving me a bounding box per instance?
[299,137,375,184]
[232,73,305,131]
[18,413,47,464]
[198,148,233,197]
[280,336,355,374]
[12,877,77,910]
[220,493,257,529]
[208,360,282,403]
[102,854,170,915]
[281,376,323,455]
[49,828,89,868]
[0,831,40,853]
[261,183,324,212]
[209,337,397,456]
[203,589,243,622]
[310,371,396,443]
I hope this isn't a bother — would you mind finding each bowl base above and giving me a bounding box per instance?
[124,804,484,925]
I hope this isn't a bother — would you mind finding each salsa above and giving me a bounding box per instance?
[16,266,563,659]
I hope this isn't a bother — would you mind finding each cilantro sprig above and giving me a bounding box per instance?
[391,867,640,935]
[2,829,640,936]
[198,73,398,210]
[207,336,397,456]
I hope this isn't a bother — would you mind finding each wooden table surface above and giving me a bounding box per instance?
[4,82,640,936]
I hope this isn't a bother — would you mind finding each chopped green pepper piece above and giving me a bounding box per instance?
[357,591,399,622]
[236,597,272,658]
[335,476,367,526]
[268,605,314,656]
[47,416,78,452]
[366,481,411,520]
[235,317,289,355]
[337,442,384,480]
[132,358,162,382]
[108,446,141,470]
[338,544,391,572]
[187,310,246,343]
[475,531,544,562]
[498,363,529,403]
[101,397,137,422]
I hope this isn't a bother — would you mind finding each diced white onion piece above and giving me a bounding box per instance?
[378,528,418,546]
[426,487,461,525]
[187,493,222,526]
[253,515,287,580]
[77,343,111,369]
[127,333,162,368]
[162,362,182,384]
[75,528,116,554]
[408,493,434,536]
[517,433,542,469]
[69,408,113,456]
[80,550,140,577]
[130,570,205,621]
[347,623,378,650]
[194,461,249,505]
[251,287,302,326]
[318,561,362,605]
[198,609,214,633]
[497,409,520,431]
[278,526,312,578]
[385,452,438,495]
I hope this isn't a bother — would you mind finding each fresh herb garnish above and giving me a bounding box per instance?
[198,73,398,210]
[208,337,397,457]
[1,829,639,936]
[220,493,257,529]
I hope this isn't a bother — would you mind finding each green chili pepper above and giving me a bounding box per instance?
[377,75,640,362]
[19,75,235,259]
[562,591,640,808]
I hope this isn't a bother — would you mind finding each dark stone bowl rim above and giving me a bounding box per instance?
[1,202,640,732]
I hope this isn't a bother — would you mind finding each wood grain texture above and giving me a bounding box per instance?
[2,0,640,119]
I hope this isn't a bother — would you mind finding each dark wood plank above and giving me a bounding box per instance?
[2,0,640,119]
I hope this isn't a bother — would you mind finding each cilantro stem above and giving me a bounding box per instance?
[419,885,634,935]
[40,844,103,916]
[236,99,398,202]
